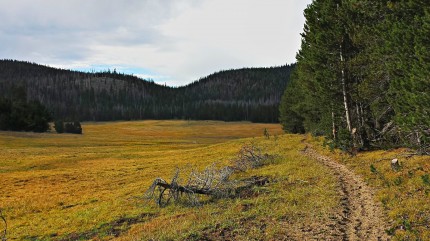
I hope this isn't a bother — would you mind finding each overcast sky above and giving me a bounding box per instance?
[0,0,312,86]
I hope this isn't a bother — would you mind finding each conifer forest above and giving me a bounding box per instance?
[279,0,429,152]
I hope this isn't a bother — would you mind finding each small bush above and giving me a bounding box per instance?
[263,128,270,139]
[55,121,82,134]
[393,177,403,186]
[370,164,377,174]
[54,120,64,133]
[421,174,430,186]
[65,121,82,134]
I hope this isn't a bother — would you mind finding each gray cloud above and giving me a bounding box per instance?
[0,0,312,86]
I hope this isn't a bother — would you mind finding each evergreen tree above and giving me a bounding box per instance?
[280,0,429,152]
[54,120,64,133]
[279,72,305,134]
[27,101,52,132]
[0,98,51,132]
[281,0,358,147]
[386,1,430,150]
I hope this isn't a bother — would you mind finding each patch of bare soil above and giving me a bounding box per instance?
[302,144,390,241]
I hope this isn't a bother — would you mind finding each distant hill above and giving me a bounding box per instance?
[0,60,294,122]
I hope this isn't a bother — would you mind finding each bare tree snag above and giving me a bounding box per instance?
[144,144,273,207]
[331,110,337,140]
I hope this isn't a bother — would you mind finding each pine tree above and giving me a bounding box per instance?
[386,1,430,150]
[280,0,360,148]
[54,120,64,133]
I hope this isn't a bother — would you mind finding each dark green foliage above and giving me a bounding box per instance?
[279,0,430,152]
[0,98,12,130]
[263,128,270,139]
[64,121,82,134]
[385,1,430,151]
[27,101,52,132]
[422,174,430,186]
[279,73,305,134]
[393,177,403,186]
[0,97,52,132]
[0,60,294,123]
[54,121,82,134]
[54,120,64,133]
[370,164,377,174]
[280,0,356,145]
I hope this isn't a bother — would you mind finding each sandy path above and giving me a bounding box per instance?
[302,145,389,241]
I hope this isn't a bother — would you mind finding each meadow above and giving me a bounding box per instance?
[0,121,340,240]
[1,120,428,240]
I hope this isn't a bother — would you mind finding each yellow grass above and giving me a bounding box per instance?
[0,120,340,240]
[1,121,428,240]
[308,136,430,240]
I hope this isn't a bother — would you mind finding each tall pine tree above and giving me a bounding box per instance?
[280,0,429,152]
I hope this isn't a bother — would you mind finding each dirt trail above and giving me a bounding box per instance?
[302,144,389,241]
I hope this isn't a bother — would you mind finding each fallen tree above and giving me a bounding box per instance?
[144,144,274,207]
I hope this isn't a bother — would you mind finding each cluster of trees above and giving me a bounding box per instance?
[54,121,82,134]
[0,60,294,123]
[280,0,429,152]
[0,96,52,132]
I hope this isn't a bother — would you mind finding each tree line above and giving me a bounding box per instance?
[279,0,429,153]
[0,60,294,123]
[0,94,51,132]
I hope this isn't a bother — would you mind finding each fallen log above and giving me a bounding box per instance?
[155,176,269,195]
[144,144,274,207]
[146,175,270,207]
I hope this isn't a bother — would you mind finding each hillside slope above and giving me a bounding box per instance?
[0,60,294,122]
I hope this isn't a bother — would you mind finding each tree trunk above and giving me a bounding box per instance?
[340,43,352,134]
[332,109,337,140]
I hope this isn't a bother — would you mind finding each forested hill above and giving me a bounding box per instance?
[0,60,294,122]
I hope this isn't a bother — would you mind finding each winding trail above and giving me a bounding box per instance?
[302,144,389,241]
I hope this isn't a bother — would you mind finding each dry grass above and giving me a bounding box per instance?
[118,135,341,240]
[2,121,428,240]
[1,120,341,240]
[308,136,430,240]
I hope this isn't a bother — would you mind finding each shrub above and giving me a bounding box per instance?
[54,120,64,133]
[55,121,82,134]
[64,121,82,134]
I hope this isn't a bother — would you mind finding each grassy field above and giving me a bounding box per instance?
[1,120,428,240]
[0,120,340,240]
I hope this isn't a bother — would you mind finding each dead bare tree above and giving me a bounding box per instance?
[144,144,273,207]
[0,208,6,241]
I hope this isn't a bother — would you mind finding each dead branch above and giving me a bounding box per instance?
[144,144,273,207]
[230,144,271,172]
[144,164,237,207]
[0,208,6,241]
